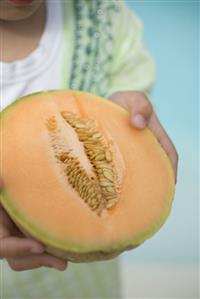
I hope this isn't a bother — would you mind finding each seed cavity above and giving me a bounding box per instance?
[46,111,120,215]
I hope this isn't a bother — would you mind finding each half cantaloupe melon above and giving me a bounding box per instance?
[0,90,175,262]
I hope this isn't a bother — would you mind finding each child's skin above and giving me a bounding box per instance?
[0,0,178,271]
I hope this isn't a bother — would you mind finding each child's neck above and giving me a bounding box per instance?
[0,3,46,63]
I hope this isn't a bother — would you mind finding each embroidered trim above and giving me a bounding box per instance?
[69,0,119,96]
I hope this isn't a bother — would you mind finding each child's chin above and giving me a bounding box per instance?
[0,0,43,21]
[8,0,35,6]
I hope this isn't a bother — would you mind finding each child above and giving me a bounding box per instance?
[0,0,178,297]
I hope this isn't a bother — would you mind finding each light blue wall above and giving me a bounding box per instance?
[123,1,198,264]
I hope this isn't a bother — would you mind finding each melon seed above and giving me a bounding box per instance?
[106,201,117,209]
[105,150,112,162]
[60,152,68,162]
[75,123,87,129]
[106,186,115,193]
[95,154,105,161]
[92,132,102,139]
[100,181,111,187]
[103,170,113,181]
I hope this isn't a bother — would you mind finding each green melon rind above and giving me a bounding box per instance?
[0,90,175,257]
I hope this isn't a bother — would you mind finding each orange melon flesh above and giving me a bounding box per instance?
[0,90,175,262]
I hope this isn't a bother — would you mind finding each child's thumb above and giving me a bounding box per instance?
[130,94,153,129]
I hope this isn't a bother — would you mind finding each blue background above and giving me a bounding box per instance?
[123,1,198,264]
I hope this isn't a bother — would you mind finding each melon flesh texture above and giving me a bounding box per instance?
[0,90,175,262]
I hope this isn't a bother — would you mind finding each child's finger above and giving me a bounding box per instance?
[128,92,153,128]
[7,253,68,271]
[0,236,45,258]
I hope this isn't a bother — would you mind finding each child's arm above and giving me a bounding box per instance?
[0,179,67,271]
[107,3,178,180]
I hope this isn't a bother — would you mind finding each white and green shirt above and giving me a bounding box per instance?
[0,0,155,298]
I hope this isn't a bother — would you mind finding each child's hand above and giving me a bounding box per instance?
[0,179,68,272]
[109,91,178,182]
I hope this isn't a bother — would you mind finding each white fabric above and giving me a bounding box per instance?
[0,0,64,111]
